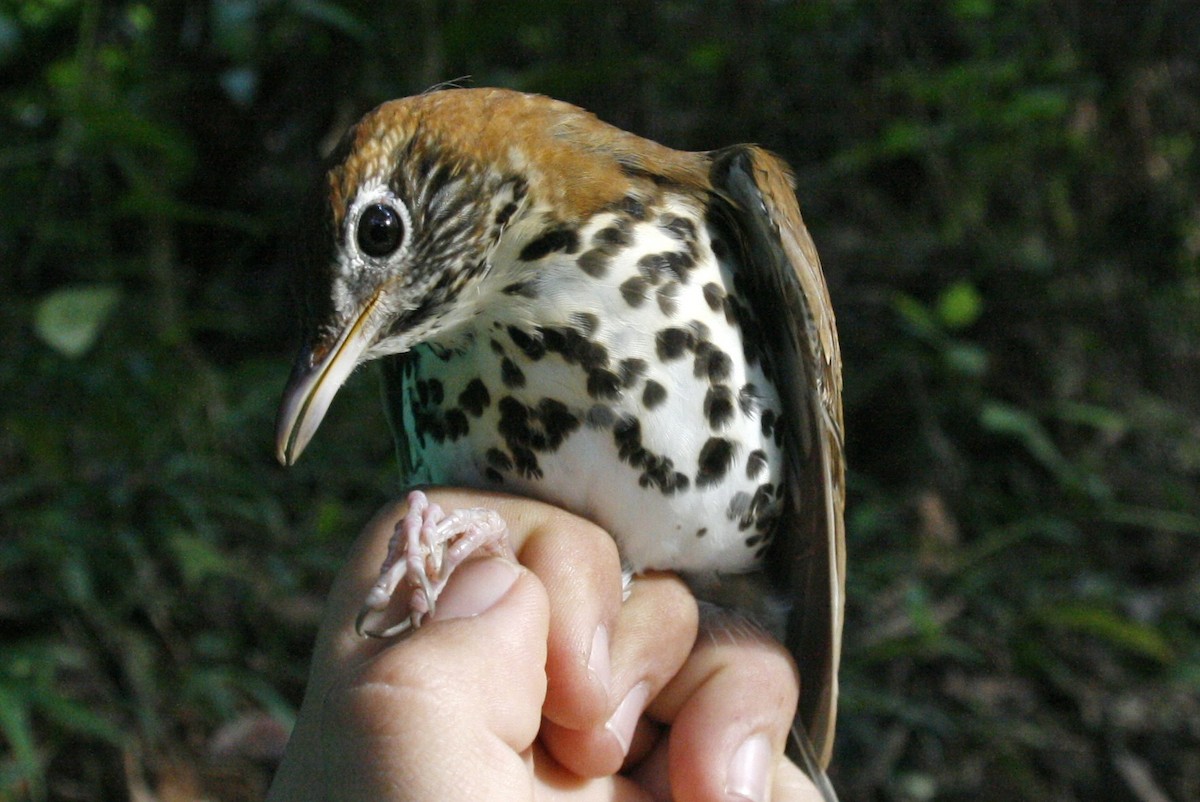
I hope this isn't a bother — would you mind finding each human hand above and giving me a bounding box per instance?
[267,489,822,801]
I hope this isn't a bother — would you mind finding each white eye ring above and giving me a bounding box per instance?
[348,186,413,260]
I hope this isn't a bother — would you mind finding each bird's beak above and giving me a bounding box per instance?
[275,294,383,465]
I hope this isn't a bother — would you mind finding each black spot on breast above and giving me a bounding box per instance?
[485,467,505,484]
[693,341,733,383]
[490,338,506,355]
[542,327,608,370]
[638,251,694,284]
[612,415,690,495]
[656,283,678,316]
[459,378,491,417]
[696,527,708,538]
[703,282,725,312]
[587,368,622,400]
[659,214,697,243]
[444,408,469,440]
[570,312,600,336]
[726,491,752,520]
[412,406,446,445]
[737,483,779,533]
[486,448,513,471]
[538,398,580,444]
[586,404,616,428]
[642,380,667,409]
[510,445,542,479]
[738,384,760,415]
[760,409,776,439]
[638,257,665,286]
[696,437,735,487]
[497,395,580,460]
[621,276,649,307]
[577,248,610,278]
[520,227,580,262]
[593,220,632,248]
[618,358,647,387]
[426,379,444,404]
[508,326,546,360]
[612,416,641,461]
[655,327,695,361]
[723,296,744,327]
[502,281,538,298]
[500,357,526,388]
[704,385,735,429]
[746,449,768,479]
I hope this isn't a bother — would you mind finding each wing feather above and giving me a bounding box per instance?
[709,146,846,768]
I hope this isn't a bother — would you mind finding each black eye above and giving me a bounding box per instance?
[356,203,405,257]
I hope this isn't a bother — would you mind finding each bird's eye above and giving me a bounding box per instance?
[356,203,405,257]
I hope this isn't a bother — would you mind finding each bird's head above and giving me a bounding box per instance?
[275,92,536,465]
[275,87,707,465]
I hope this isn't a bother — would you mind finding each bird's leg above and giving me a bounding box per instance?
[356,490,511,638]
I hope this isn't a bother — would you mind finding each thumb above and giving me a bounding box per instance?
[268,497,551,802]
[321,556,550,801]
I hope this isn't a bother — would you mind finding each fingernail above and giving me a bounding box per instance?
[432,558,520,620]
[726,732,771,802]
[588,625,612,696]
[604,681,649,755]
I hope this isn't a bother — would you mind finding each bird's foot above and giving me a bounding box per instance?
[356,490,511,638]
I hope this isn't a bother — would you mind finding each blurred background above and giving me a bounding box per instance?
[2,1,1198,799]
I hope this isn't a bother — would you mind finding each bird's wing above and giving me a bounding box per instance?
[709,146,846,768]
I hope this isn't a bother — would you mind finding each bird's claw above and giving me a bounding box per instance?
[355,489,510,639]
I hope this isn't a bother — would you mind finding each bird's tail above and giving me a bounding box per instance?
[789,724,841,802]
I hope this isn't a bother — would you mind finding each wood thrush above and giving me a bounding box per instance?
[276,87,845,797]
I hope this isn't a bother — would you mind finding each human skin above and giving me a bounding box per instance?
[267,489,822,801]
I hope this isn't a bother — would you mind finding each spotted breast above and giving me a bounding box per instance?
[275,87,844,795]
[387,186,787,579]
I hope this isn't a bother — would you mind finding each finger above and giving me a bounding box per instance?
[399,488,626,738]
[422,490,641,757]
[646,618,800,802]
[268,499,418,801]
[323,556,550,801]
[540,569,698,778]
[627,741,825,802]
[268,496,551,802]
[507,496,625,732]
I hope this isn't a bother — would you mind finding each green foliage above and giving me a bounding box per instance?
[1,1,1197,800]
[33,284,122,358]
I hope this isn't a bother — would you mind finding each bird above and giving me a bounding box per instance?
[275,87,845,797]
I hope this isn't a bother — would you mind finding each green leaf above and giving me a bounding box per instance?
[979,402,1065,472]
[937,280,983,329]
[168,531,234,585]
[1052,402,1128,435]
[29,687,125,746]
[33,284,122,358]
[944,342,988,376]
[1038,603,1174,663]
[0,685,41,799]
[892,292,939,339]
